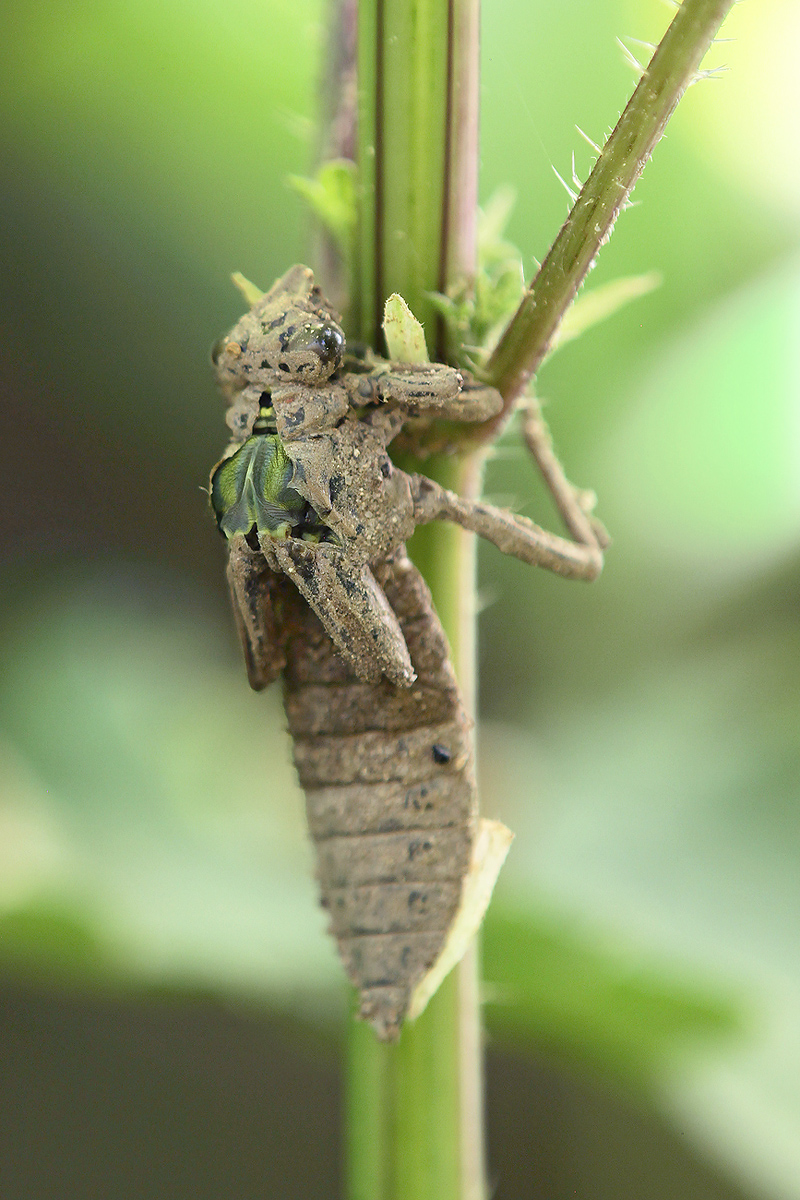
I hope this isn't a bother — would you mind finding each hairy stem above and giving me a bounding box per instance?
[485,0,735,408]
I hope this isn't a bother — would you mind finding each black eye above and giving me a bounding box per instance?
[309,325,344,367]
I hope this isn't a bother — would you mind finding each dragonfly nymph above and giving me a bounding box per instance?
[209,265,604,1038]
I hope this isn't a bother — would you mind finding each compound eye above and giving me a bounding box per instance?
[281,321,346,380]
[305,324,344,370]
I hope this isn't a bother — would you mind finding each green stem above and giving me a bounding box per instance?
[397,455,485,1200]
[347,459,485,1200]
[486,0,735,406]
[349,4,484,1198]
[340,1,734,1195]
[355,0,478,357]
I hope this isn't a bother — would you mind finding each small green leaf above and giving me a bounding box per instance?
[288,159,357,257]
[600,256,800,561]
[382,293,429,362]
[430,187,526,362]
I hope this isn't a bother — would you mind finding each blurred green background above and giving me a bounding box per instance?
[1,0,799,1197]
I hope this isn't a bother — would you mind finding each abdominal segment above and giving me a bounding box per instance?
[281,552,476,1040]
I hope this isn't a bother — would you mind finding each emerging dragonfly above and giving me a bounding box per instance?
[209,265,605,1038]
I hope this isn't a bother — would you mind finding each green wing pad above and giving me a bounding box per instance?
[211,433,307,540]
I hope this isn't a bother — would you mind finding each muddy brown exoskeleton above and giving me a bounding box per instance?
[209,264,605,1038]
[211,264,603,690]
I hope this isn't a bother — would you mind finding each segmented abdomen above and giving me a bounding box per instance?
[282,553,476,1040]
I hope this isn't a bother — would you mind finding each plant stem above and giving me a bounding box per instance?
[354,0,479,357]
[348,3,485,1198]
[346,459,485,1200]
[486,0,735,408]
[401,455,486,1200]
[341,1,734,1195]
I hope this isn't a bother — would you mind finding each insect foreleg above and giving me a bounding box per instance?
[409,474,604,581]
[448,377,506,423]
[349,364,503,423]
[272,540,416,688]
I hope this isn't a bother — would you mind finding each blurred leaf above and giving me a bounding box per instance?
[484,907,740,1088]
[288,159,357,258]
[600,255,800,571]
[0,571,340,1003]
[0,737,74,904]
[550,271,661,354]
[643,249,789,596]
[480,591,800,1195]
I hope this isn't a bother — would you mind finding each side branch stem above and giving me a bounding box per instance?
[349,4,485,1198]
[485,0,735,408]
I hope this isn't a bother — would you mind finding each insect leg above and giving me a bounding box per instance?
[450,377,506,423]
[520,397,610,550]
[225,536,287,690]
[272,540,416,688]
[353,364,504,423]
[409,473,604,581]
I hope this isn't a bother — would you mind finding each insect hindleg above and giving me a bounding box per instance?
[409,473,604,581]
[405,391,608,581]
[520,397,609,551]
